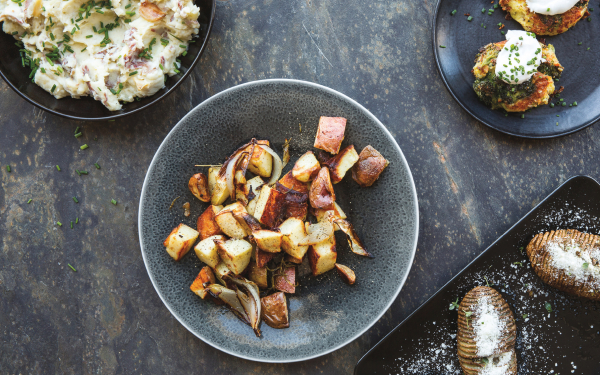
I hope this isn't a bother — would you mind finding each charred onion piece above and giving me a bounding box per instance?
[335,264,356,285]
[225,275,262,337]
[225,151,248,200]
[257,144,283,186]
[261,292,289,329]
[139,1,166,21]
[205,284,250,324]
[182,202,191,217]
[299,217,334,246]
[188,173,210,202]
[309,167,336,210]
[282,138,291,168]
[335,219,372,257]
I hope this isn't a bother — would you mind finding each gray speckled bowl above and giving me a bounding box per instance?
[138,79,419,362]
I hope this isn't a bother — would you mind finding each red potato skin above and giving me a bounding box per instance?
[247,263,268,289]
[260,292,289,329]
[352,145,389,187]
[313,116,347,154]
[277,171,309,193]
[309,167,336,210]
[274,266,296,294]
[197,206,223,240]
[256,247,275,268]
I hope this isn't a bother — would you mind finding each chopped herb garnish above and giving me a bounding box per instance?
[51,84,57,92]
[75,217,79,224]
[86,34,93,38]
[129,71,138,76]
[80,144,88,150]
[545,302,552,313]
[513,262,523,267]
[522,313,528,319]
[125,3,131,8]
[73,197,79,203]
[68,263,77,271]
[583,262,589,269]
[94,163,100,169]
[439,45,446,48]
[451,9,457,15]
[57,221,62,226]
[56,165,61,171]
[449,298,460,310]
[6,165,10,172]
[27,199,32,204]
[70,221,73,229]
[79,170,88,175]
[111,199,117,205]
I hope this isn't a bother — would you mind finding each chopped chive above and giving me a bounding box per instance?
[80,144,88,150]
[111,199,117,205]
[451,9,457,15]
[56,165,61,171]
[57,221,62,226]
[81,47,87,52]
[73,197,79,203]
[74,132,82,138]
[86,34,93,38]
[6,165,10,172]
[68,263,77,272]
[169,33,184,42]
[439,45,446,48]
[70,221,73,229]
[27,199,32,204]
[179,44,186,48]
[74,126,80,134]
[159,63,164,70]
[76,169,81,176]
[182,51,187,56]
[79,170,88,175]
[94,163,100,169]
[51,84,57,92]
[129,71,138,76]
[126,10,135,16]
[125,3,131,8]
[75,217,79,224]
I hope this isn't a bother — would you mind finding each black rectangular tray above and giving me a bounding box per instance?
[355,175,600,375]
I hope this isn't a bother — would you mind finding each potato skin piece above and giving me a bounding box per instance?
[314,116,347,154]
[457,286,517,375]
[260,292,289,329]
[197,205,224,240]
[526,229,600,301]
[309,167,336,210]
[274,266,296,294]
[352,145,389,187]
[500,0,589,36]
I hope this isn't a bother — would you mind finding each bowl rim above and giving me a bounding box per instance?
[0,0,216,122]
[137,78,420,363]
[431,0,598,139]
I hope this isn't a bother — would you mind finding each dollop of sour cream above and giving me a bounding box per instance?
[525,0,580,15]
[496,30,545,85]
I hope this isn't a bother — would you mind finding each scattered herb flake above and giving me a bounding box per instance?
[80,144,88,150]
[68,263,77,272]
[545,302,552,313]
[111,199,117,205]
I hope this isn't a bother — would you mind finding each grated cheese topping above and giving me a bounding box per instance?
[473,296,505,357]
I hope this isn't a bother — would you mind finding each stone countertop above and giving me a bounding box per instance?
[1,0,600,374]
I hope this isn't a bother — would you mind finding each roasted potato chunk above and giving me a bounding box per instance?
[278,217,309,259]
[247,140,273,177]
[274,266,296,294]
[215,202,249,239]
[252,229,283,253]
[334,264,355,285]
[309,167,336,210]
[189,173,210,202]
[352,145,389,187]
[208,167,230,205]
[247,262,268,289]
[292,151,321,182]
[260,292,289,329]
[197,205,224,240]
[277,171,309,193]
[252,186,286,227]
[214,238,253,275]
[314,116,347,154]
[457,286,517,375]
[255,247,275,268]
[190,266,217,299]
[324,145,359,183]
[163,224,199,261]
[236,176,264,206]
[309,234,337,276]
[193,234,225,268]
[526,229,600,301]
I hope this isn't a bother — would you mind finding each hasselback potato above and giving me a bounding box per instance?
[457,286,517,375]
[526,229,600,301]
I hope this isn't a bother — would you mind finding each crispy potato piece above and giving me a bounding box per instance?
[193,234,225,268]
[274,266,296,294]
[163,224,199,261]
[277,171,309,193]
[190,266,217,299]
[324,145,359,183]
[236,176,264,206]
[139,1,166,22]
[208,167,230,205]
[352,145,389,187]
[214,238,253,275]
[189,173,211,202]
[314,116,347,154]
[247,262,268,289]
[256,247,275,268]
[247,140,273,177]
[260,292,289,329]
[334,264,356,285]
[292,151,321,182]
[309,235,337,276]
[252,229,283,253]
[197,205,224,240]
[278,217,309,259]
[215,202,249,239]
[278,188,308,221]
[309,167,335,210]
[252,186,286,227]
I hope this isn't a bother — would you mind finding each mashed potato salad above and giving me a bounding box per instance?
[0,0,200,110]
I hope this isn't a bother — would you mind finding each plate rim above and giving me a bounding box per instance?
[354,174,599,373]
[0,0,216,122]
[137,78,420,363]
[431,0,598,139]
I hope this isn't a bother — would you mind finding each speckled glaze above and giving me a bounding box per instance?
[138,79,418,362]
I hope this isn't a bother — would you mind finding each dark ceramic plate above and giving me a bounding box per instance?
[355,175,600,374]
[138,79,419,362]
[433,0,600,138]
[0,0,215,121]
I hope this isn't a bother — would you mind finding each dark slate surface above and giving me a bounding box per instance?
[1,0,599,374]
